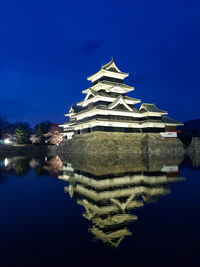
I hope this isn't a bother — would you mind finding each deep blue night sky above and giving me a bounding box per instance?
[0,0,200,126]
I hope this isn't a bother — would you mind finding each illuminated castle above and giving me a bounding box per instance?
[61,59,183,140]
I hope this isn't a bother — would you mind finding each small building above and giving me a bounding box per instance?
[61,59,183,140]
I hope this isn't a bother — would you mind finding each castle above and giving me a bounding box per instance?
[61,59,182,140]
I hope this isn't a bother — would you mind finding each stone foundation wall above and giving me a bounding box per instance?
[54,132,184,155]
[188,137,200,154]
[144,133,184,155]
[0,133,186,158]
[187,137,200,166]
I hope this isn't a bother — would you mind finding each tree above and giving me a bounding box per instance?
[30,134,43,144]
[34,121,52,144]
[45,130,63,145]
[34,121,52,135]
[44,124,63,145]
[0,116,9,139]
[15,123,31,144]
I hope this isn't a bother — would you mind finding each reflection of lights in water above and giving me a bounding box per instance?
[4,138,11,144]
[4,158,9,167]
[45,157,47,161]
[161,166,178,172]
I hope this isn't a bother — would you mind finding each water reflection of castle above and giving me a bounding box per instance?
[0,154,186,247]
[59,154,185,248]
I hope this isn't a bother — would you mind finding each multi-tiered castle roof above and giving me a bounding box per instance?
[61,59,182,139]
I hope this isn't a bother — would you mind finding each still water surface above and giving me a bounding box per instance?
[0,154,200,267]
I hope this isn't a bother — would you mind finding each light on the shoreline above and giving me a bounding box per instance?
[4,158,9,167]
[4,138,11,144]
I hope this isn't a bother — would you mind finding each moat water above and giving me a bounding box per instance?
[0,154,200,267]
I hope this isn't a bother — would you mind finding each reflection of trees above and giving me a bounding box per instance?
[14,159,30,176]
[0,157,25,182]
[0,156,63,178]
[34,165,46,177]
[28,158,47,177]
[43,156,62,177]
[29,158,40,168]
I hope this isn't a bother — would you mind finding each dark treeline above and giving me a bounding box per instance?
[0,116,62,145]
[178,119,200,147]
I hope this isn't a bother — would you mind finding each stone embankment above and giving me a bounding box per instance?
[1,134,199,158]
[53,132,184,155]
[187,137,200,166]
